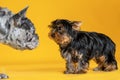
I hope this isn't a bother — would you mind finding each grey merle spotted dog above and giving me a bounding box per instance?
[49,19,118,74]
[0,6,39,79]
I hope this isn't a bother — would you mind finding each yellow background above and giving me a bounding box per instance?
[0,0,120,80]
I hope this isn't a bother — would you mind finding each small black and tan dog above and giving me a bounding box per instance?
[49,19,118,74]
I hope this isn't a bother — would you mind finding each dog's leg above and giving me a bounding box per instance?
[64,61,75,74]
[93,63,103,71]
[93,56,105,71]
[0,73,9,79]
[77,60,89,73]
[94,60,117,71]
[103,64,117,71]
[64,54,75,74]
[103,58,118,71]
[65,61,88,74]
[93,55,118,71]
[63,52,75,74]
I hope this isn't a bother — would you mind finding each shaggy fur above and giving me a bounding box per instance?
[49,19,118,74]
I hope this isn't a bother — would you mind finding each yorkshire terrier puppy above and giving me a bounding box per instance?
[49,19,118,74]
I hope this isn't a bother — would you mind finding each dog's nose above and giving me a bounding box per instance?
[51,33,55,38]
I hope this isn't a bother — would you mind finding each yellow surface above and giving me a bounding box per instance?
[0,0,120,80]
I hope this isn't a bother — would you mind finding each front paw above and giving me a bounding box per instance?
[64,70,74,74]
[0,73,9,79]
[77,69,87,74]
[93,67,102,71]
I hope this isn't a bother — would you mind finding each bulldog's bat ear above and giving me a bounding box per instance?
[12,6,29,26]
[71,21,82,31]
[12,6,29,19]
[18,6,28,17]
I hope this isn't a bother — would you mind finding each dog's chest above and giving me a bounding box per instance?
[61,48,83,63]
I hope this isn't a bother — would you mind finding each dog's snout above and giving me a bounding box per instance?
[51,33,55,38]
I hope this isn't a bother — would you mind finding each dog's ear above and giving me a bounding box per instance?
[13,6,28,18]
[12,6,28,26]
[71,21,82,31]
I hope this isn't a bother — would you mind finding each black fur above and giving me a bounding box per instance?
[49,19,118,74]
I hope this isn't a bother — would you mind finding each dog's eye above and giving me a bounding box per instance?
[57,27,62,30]
[21,23,30,30]
[8,11,12,15]
[0,11,5,16]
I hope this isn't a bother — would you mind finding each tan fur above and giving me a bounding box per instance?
[99,56,106,62]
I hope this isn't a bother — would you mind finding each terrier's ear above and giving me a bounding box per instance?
[12,6,29,26]
[71,21,82,31]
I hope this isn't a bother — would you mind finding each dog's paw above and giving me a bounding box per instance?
[64,71,70,74]
[93,67,102,71]
[76,69,87,74]
[0,73,9,79]
[64,70,74,74]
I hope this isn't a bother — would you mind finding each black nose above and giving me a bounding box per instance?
[51,33,55,38]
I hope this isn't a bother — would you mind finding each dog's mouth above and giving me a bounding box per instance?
[8,30,39,50]
[54,33,71,46]
[49,30,72,46]
[25,34,39,49]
